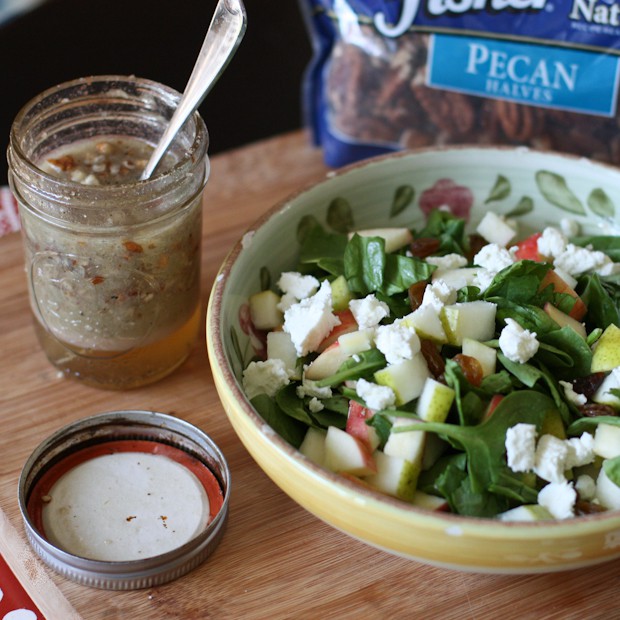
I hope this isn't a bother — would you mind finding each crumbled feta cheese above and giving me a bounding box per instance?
[559,380,587,406]
[421,279,457,311]
[596,261,620,276]
[537,227,568,259]
[575,474,597,501]
[308,397,325,413]
[296,378,333,400]
[565,433,595,469]
[283,281,341,356]
[498,318,539,364]
[242,358,290,400]
[538,481,577,520]
[472,268,495,293]
[505,423,537,472]
[473,243,515,273]
[534,434,569,483]
[426,253,468,271]
[277,271,319,300]
[374,320,421,365]
[349,294,389,329]
[560,218,580,238]
[356,378,396,410]
[554,243,612,276]
[277,292,298,313]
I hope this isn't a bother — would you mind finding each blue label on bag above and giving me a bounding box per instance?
[311,1,620,52]
[428,34,620,116]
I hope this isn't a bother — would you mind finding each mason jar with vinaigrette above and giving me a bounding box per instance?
[7,76,209,389]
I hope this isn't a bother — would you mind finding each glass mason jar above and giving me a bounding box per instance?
[7,76,209,389]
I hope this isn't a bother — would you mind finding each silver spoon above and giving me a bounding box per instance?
[141,0,247,180]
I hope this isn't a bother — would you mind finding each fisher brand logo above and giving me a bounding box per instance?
[375,0,549,37]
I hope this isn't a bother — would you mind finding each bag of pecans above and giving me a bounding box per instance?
[299,1,620,168]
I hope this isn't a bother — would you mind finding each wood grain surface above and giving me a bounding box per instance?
[1,131,619,620]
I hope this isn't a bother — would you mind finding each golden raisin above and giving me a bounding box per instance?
[575,500,607,515]
[578,403,618,418]
[408,280,428,311]
[420,339,445,378]
[453,354,483,387]
[409,237,441,259]
[572,373,606,400]
[466,233,487,262]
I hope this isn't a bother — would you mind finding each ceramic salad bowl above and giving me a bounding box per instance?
[206,146,620,573]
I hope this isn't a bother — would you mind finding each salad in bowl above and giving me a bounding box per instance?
[241,205,620,521]
[207,146,620,572]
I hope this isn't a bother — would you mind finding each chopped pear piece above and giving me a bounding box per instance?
[461,338,497,377]
[349,227,413,253]
[249,289,283,330]
[374,353,430,405]
[416,377,455,423]
[592,324,620,373]
[440,301,497,346]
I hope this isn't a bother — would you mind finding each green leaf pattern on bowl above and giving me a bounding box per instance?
[390,185,415,217]
[506,196,534,217]
[259,266,271,292]
[588,188,615,218]
[535,170,586,215]
[327,197,354,233]
[485,174,511,203]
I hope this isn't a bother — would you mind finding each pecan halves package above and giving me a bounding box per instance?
[298,1,620,168]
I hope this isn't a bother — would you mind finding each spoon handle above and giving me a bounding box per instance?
[141,0,247,180]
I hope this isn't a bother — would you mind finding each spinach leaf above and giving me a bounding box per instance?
[480,371,515,394]
[416,209,468,255]
[452,479,510,517]
[603,456,620,487]
[276,384,316,426]
[344,235,385,296]
[578,273,620,329]
[315,348,387,387]
[393,391,552,494]
[299,224,348,265]
[251,394,307,448]
[489,470,539,504]
[444,360,486,426]
[376,291,412,319]
[366,412,393,448]
[493,299,559,334]
[310,409,347,429]
[567,415,620,435]
[274,385,348,431]
[320,395,350,416]
[497,354,571,424]
[383,253,434,296]
[483,260,551,305]
[457,286,482,302]
[344,234,434,297]
[536,327,593,380]
[431,456,468,511]
[316,258,345,277]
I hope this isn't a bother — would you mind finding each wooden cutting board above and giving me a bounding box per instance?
[1,131,619,619]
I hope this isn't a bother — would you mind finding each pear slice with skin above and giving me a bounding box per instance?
[592,324,620,373]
